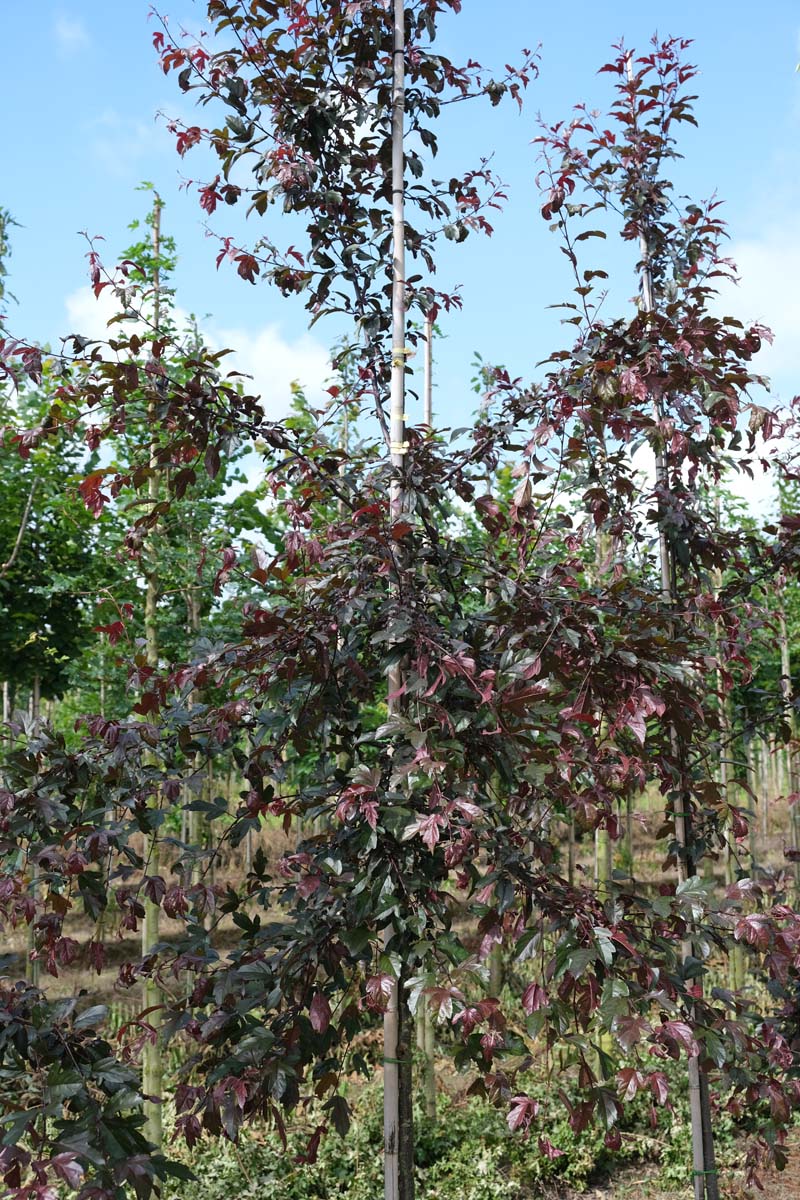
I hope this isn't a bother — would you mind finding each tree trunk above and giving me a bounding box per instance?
[488,941,503,997]
[625,793,634,877]
[207,758,216,891]
[142,193,164,1151]
[99,634,106,719]
[567,816,575,887]
[745,740,757,862]
[719,710,744,991]
[628,72,718,1190]
[779,606,800,893]
[714,554,744,991]
[416,997,436,1123]
[383,943,402,1200]
[759,742,769,847]
[384,4,413,1198]
[185,587,205,890]
[26,675,41,987]
[398,990,414,1200]
[595,826,611,894]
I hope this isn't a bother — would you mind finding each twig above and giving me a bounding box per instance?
[0,478,37,576]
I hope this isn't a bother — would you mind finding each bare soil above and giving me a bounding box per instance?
[566,1132,800,1200]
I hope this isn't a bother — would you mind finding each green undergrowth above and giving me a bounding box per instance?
[159,1059,752,1200]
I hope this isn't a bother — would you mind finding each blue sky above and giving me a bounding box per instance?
[2,1,799,486]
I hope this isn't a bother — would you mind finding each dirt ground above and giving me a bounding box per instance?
[569,1133,800,1200]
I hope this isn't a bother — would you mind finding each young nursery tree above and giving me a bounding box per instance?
[3,11,800,1200]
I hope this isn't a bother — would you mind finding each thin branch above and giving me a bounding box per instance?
[0,477,37,577]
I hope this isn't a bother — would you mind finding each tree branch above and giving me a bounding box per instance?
[0,478,37,577]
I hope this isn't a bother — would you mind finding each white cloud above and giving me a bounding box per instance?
[208,320,331,418]
[630,435,777,525]
[86,110,162,180]
[62,284,331,419]
[53,14,90,55]
[64,283,150,347]
[703,217,800,518]
[722,223,800,394]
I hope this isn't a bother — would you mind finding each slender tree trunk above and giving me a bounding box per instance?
[759,743,769,846]
[185,587,205,889]
[593,533,615,1068]
[142,194,164,1151]
[594,516,614,899]
[745,740,757,862]
[99,635,106,719]
[595,826,611,893]
[718,703,743,990]
[628,75,718,1191]
[384,5,413,1198]
[398,992,414,1200]
[625,794,634,877]
[656,415,718,1200]
[714,553,744,990]
[384,955,401,1200]
[207,759,216,891]
[26,675,41,987]
[592,541,615,1061]
[28,672,40,715]
[416,997,436,1123]
[567,817,575,887]
[414,311,438,1125]
[779,606,800,893]
[96,636,112,945]
[488,942,503,997]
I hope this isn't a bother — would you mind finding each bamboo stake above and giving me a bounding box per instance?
[627,54,717,1200]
